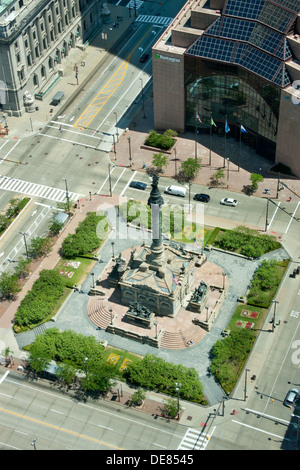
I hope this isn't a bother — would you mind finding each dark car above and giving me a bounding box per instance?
[129,181,147,190]
[193,193,210,203]
[139,53,149,63]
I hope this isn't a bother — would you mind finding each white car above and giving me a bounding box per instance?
[220,197,238,207]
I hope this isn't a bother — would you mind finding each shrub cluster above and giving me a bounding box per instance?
[14,270,65,328]
[247,259,287,308]
[61,213,106,258]
[145,129,177,150]
[210,329,254,394]
[214,226,280,258]
[124,354,205,404]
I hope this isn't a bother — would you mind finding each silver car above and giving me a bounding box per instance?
[283,388,299,407]
[220,197,238,207]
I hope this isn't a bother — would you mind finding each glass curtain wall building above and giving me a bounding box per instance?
[152,0,300,175]
[185,0,298,160]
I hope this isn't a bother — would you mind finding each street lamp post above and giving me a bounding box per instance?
[62,178,70,211]
[109,306,113,325]
[244,368,250,401]
[175,382,181,419]
[114,111,119,143]
[20,231,29,259]
[154,320,158,339]
[84,357,88,375]
[272,299,279,332]
[108,164,112,197]
[226,158,230,188]
[31,438,37,450]
[127,136,132,167]
[111,241,115,259]
[265,198,270,232]
[91,272,95,288]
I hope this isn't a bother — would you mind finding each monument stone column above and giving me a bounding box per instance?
[147,174,165,266]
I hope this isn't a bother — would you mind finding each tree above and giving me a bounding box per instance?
[152,152,168,173]
[130,388,146,406]
[29,236,52,259]
[14,257,31,279]
[0,272,21,300]
[163,397,181,418]
[177,157,201,183]
[250,173,264,192]
[210,169,225,186]
[49,219,64,236]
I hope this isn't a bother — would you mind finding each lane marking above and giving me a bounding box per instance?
[244,408,289,424]
[0,406,124,450]
[74,26,153,129]
[6,377,183,438]
[0,371,10,385]
[37,132,99,150]
[231,419,291,441]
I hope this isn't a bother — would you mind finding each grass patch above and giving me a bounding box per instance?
[228,304,268,335]
[54,256,96,288]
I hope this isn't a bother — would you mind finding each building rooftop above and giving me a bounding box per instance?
[185,0,300,88]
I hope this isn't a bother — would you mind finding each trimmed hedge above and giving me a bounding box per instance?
[61,212,107,258]
[14,270,65,329]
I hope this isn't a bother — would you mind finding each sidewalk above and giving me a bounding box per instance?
[109,94,300,202]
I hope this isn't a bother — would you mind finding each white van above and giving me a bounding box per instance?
[164,185,187,197]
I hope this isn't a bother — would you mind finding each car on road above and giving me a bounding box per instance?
[283,388,299,407]
[193,193,210,203]
[220,197,238,206]
[139,53,149,63]
[129,181,147,190]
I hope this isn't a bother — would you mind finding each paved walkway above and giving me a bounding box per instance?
[110,93,300,203]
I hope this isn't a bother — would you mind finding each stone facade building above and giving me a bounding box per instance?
[0,0,103,115]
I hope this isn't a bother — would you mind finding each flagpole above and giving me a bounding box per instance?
[239,126,241,172]
[195,124,197,160]
[210,112,212,166]
[224,114,227,168]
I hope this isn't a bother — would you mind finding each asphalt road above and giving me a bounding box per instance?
[0,370,186,451]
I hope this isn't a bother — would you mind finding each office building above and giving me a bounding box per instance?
[0,0,103,115]
[152,0,300,177]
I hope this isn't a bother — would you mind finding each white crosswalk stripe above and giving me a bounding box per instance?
[177,428,213,451]
[126,0,144,10]
[0,175,82,203]
[135,14,173,26]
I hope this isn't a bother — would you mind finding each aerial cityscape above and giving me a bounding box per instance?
[0,0,299,453]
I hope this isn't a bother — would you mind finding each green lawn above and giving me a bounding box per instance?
[227,304,269,335]
[102,347,143,378]
[54,256,97,288]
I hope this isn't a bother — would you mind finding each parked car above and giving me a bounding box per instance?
[283,388,299,407]
[193,193,210,203]
[139,53,149,63]
[129,181,147,190]
[220,197,238,206]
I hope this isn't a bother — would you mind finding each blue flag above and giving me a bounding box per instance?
[225,120,230,133]
[241,124,248,133]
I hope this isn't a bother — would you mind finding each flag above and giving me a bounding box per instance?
[225,120,230,133]
[211,117,217,127]
[196,111,202,123]
[172,273,178,285]
[194,238,200,249]
[240,124,248,133]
